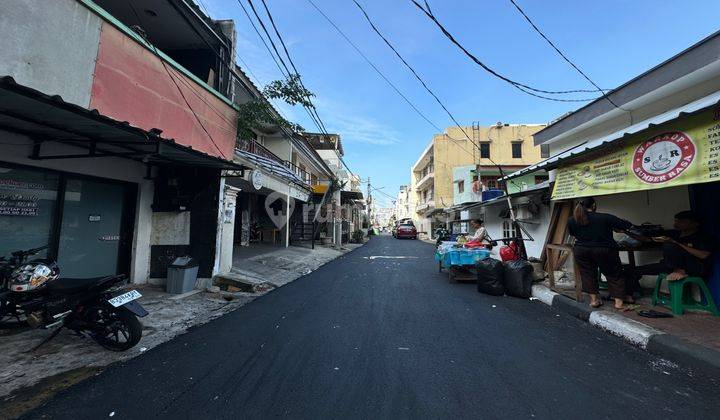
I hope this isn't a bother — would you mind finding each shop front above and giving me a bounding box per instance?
[542,99,720,306]
[0,163,136,278]
[0,77,246,284]
[227,149,312,262]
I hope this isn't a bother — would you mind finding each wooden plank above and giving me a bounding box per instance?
[540,201,561,263]
[546,244,572,251]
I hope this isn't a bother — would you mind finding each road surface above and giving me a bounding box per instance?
[24,236,720,419]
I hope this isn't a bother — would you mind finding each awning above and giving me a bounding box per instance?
[233,149,309,190]
[341,190,363,204]
[462,182,550,211]
[0,76,247,171]
[503,90,720,180]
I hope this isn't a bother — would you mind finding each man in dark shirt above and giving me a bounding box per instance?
[633,211,713,281]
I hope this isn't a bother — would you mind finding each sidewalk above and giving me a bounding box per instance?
[531,284,720,376]
[0,242,365,413]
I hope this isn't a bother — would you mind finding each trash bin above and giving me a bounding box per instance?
[166,256,199,294]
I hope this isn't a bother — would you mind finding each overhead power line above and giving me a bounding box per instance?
[305,0,442,132]
[126,1,228,159]
[409,0,600,102]
[243,0,325,135]
[257,0,329,134]
[242,0,332,145]
[506,0,624,110]
[307,0,478,165]
[352,0,522,190]
[249,0,363,178]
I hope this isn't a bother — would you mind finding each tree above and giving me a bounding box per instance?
[237,74,314,140]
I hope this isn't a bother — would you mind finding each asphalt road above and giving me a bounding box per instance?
[24,236,720,419]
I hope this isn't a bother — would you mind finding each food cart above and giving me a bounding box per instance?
[435,242,491,282]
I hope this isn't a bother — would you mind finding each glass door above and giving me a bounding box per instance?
[57,178,126,278]
[0,165,59,259]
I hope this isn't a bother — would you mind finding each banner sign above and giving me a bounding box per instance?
[552,107,720,200]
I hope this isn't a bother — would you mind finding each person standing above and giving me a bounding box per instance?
[568,197,633,309]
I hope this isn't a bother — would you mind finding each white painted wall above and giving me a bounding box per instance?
[0,0,101,107]
[217,186,240,275]
[471,196,551,260]
[0,131,153,283]
[595,185,690,265]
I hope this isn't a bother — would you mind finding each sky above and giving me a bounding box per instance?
[201,0,720,208]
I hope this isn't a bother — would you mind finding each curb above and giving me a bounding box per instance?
[531,284,720,375]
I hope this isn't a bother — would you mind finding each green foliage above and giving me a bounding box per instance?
[351,229,365,243]
[236,75,313,140]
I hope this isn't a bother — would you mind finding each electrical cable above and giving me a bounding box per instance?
[352,1,523,190]
[248,0,361,180]
[409,0,601,102]
[257,0,329,135]
[126,1,228,159]
[305,0,442,132]
[506,0,625,110]
[244,0,326,135]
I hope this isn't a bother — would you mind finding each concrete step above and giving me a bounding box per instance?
[213,272,274,294]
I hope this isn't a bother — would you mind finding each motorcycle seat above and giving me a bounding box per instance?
[46,275,125,293]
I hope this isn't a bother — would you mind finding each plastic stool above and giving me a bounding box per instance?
[651,274,720,316]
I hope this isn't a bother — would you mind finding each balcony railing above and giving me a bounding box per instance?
[284,161,312,186]
[236,138,285,164]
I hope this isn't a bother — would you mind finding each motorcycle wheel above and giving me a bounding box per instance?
[88,307,142,351]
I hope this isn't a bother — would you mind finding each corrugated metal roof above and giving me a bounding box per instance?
[234,149,309,190]
[504,91,720,180]
[0,76,246,171]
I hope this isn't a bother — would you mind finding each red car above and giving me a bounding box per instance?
[395,222,417,239]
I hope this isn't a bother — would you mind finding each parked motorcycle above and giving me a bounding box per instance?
[435,227,451,247]
[0,246,147,351]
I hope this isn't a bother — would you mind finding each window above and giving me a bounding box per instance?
[512,143,522,159]
[480,143,490,159]
[540,144,550,158]
[503,220,518,239]
[458,180,465,194]
[480,176,499,190]
[535,175,549,184]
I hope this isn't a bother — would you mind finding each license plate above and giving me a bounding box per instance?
[108,290,142,307]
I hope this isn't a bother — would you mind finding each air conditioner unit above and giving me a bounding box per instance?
[515,206,536,220]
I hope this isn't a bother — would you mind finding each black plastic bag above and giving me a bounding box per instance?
[504,260,534,298]
[476,257,505,296]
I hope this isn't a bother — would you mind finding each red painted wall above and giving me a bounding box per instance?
[89,23,236,160]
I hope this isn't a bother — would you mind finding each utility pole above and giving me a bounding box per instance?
[366,177,372,227]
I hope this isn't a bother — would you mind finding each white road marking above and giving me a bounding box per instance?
[363,256,420,260]
[398,347,410,351]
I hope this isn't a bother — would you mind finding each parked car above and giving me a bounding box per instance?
[392,218,413,238]
[395,222,417,240]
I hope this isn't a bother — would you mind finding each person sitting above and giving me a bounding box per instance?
[633,211,713,282]
[468,219,487,242]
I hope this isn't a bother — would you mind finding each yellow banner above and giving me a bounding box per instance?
[552,107,720,200]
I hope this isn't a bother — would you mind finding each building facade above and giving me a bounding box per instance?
[504,30,720,273]
[0,0,340,288]
[410,124,545,238]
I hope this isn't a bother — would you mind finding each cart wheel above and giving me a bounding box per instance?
[448,268,457,283]
[438,261,442,273]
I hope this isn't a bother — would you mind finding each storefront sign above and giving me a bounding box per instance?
[0,193,40,217]
[251,170,263,190]
[552,107,720,199]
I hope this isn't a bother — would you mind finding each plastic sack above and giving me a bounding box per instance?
[499,241,519,262]
[476,257,505,296]
[503,260,534,298]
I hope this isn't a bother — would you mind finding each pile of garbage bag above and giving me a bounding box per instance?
[476,258,534,299]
